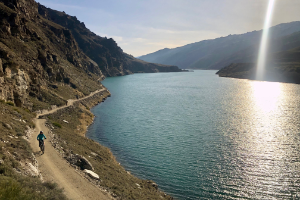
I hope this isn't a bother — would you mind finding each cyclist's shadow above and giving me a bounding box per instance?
[33,150,44,157]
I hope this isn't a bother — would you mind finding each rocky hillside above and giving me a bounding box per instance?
[38,4,182,77]
[139,21,300,70]
[0,0,182,109]
[0,0,106,110]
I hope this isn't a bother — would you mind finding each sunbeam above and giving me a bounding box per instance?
[256,0,276,80]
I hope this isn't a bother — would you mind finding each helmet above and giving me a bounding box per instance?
[40,131,43,134]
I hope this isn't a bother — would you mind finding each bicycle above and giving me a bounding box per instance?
[39,139,45,154]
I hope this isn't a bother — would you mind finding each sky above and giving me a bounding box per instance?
[35,0,300,57]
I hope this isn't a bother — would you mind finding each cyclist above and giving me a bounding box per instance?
[37,131,47,153]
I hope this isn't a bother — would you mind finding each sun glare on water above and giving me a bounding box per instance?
[251,81,281,113]
[256,0,276,80]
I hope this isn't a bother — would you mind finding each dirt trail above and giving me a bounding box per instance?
[29,89,112,200]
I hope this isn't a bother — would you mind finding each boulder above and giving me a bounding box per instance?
[147,180,158,190]
[83,169,99,180]
[3,122,12,129]
[67,154,94,171]
[90,152,97,156]
[77,155,94,170]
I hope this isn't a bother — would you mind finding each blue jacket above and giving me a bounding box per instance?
[37,133,47,140]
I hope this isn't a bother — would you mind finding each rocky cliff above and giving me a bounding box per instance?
[38,4,182,77]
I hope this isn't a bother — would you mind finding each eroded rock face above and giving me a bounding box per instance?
[14,69,30,107]
[0,66,30,106]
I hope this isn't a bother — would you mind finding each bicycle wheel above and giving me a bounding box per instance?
[41,143,45,154]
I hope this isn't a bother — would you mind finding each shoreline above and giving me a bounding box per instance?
[40,86,173,199]
[83,87,173,199]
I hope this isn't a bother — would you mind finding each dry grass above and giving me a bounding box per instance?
[0,101,67,200]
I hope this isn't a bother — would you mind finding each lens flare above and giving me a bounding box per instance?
[256,0,276,80]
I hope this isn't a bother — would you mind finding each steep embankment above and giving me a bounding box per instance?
[139,21,300,70]
[38,4,182,76]
[29,89,113,200]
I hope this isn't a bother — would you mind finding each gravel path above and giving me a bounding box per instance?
[29,89,112,200]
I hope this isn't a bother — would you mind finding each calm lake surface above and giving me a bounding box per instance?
[87,70,300,199]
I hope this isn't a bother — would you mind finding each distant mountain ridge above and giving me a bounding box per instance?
[139,21,300,70]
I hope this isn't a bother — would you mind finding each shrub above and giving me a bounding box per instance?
[6,101,14,106]
[53,122,62,128]
[24,108,31,113]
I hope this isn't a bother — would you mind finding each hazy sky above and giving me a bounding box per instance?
[36,0,300,57]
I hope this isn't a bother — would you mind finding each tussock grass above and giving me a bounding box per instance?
[52,122,62,128]
[5,101,14,106]
[0,171,67,200]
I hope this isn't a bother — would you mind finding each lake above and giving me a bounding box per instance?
[86,70,300,199]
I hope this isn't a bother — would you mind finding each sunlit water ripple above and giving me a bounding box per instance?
[87,70,300,199]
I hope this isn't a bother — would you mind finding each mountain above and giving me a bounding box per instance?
[0,0,182,109]
[139,21,300,70]
[38,4,182,77]
[216,31,300,84]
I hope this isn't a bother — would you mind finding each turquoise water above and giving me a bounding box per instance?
[87,70,300,199]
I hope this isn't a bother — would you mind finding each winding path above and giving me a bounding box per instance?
[29,89,112,200]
